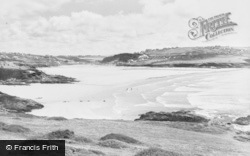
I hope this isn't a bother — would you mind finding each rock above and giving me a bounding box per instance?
[0,92,44,113]
[135,110,209,123]
[234,115,250,125]
[0,68,77,85]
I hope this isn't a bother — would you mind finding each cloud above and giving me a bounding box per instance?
[0,0,249,55]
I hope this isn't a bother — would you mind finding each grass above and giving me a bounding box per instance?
[66,147,93,156]
[134,148,182,156]
[0,68,26,80]
[89,149,106,155]
[1,124,30,133]
[100,133,141,144]
[234,135,250,142]
[101,53,141,63]
[0,92,44,113]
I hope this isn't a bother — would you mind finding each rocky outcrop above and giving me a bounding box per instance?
[135,110,209,123]
[0,68,77,85]
[0,92,43,113]
[234,115,250,125]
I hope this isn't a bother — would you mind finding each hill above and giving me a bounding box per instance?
[0,52,104,68]
[101,46,250,68]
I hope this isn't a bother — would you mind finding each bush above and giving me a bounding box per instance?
[98,139,128,149]
[47,117,68,121]
[47,129,74,139]
[74,136,93,143]
[135,148,182,156]
[234,115,250,125]
[100,133,141,144]
[0,122,7,128]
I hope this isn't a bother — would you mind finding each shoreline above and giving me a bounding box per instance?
[1,65,249,120]
[1,64,250,155]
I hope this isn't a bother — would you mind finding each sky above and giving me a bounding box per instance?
[0,0,249,55]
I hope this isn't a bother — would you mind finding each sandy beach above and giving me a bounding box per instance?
[0,65,249,121]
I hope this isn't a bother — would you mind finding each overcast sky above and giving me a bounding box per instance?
[0,0,249,55]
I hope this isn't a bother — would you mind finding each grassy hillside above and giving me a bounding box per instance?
[0,113,249,156]
[101,46,250,68]
[0,52,104,68]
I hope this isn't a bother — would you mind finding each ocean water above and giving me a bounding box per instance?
[1,65,250,120]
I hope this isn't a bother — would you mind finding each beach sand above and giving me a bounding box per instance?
[0,65,249,121]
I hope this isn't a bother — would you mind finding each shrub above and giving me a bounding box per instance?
[234,115,250,125]
[74,136,93,143]
[47,129,74,139]
[98,140,128,149]
[0,122,7,128]
[135,148,182,156]
[100,133,141,144]
[47,117,68,121]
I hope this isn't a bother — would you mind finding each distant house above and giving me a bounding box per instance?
[138,54,149,60]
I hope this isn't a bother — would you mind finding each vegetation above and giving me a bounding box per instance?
[47,116,68,121]
[100,46,250,68]
[0,68,27,81]
[0,122,30,133]
[74,136,93,143]
[47,129,75,139]
[135,111,209,123]
[100,133,141,144]
[98,139,128,149]
[0,91,44,113]
[234,115,250,125]
[88,149,106,155]
[101,53,141,63]
[134,148,182,156]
